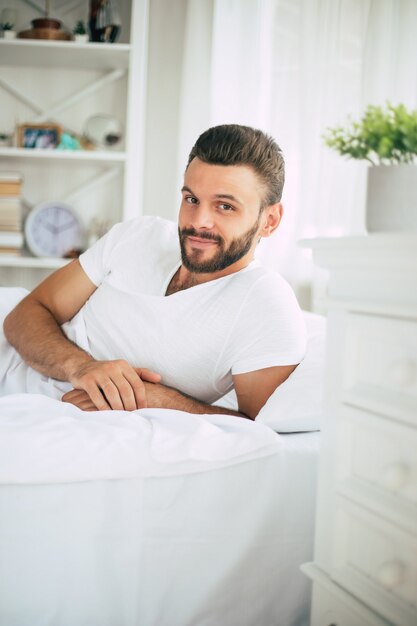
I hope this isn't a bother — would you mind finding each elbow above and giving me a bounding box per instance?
[3,308,17,345]
[3,297,30,346]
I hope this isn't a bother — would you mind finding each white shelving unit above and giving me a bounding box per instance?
[0,0,149,289]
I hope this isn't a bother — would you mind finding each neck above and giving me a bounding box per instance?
[166,255,255,296]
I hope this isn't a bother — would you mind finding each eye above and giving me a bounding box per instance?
[218,203,235,212]
[184,195,198,205]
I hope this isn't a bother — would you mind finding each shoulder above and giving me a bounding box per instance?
[103,215,179,263]
[243,266,301,310]
[238,266,307,342]
[108,215,177,246]
[79,215,178,287]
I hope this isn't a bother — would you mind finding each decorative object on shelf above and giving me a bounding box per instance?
[1,22,16,39]
[17,124,61,150]
[83,114,122,148]
[0,7,17,38]
[89,0,121,43]
[323,102,417,233]
[73,20,89,43]
[24,201,83,258]
[56,132,82,151]
[18,0,71,40]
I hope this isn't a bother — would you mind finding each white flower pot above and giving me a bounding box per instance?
[366,164,417,232]
[74,34,88,43]
[2,30,16,39]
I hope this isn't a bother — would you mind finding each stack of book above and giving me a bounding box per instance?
[0,172,24,255]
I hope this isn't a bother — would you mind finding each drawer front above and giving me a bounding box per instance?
[310,580,391,626]
[336,405,417,530]
[330,497,417,626]
[341,313,417,426]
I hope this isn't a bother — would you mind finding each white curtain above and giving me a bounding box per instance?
[153,0,417,304]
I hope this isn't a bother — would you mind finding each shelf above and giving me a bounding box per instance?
[0,39,131,71]
[0,148,127,164]
[0,254,70,269]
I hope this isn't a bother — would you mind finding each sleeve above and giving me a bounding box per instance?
[78,219,138,286]
[228,274,307,375]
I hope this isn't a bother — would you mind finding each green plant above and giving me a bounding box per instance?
[323,102,417,165]
[1,22,14,30]
[73,20,87,35]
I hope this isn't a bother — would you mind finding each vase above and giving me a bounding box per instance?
[2,30,16,39]
[366,164,417,232]
[74,34,89,42]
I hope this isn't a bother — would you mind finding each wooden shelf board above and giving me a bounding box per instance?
[0,148,127,164]
[0,39,131,70]
[0,254,70,269]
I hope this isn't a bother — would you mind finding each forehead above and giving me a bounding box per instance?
[184,158,264,202]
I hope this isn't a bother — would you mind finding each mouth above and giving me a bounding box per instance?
[187,236,219,250]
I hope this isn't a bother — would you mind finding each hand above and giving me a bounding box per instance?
[68,359,161,411]
[62,388,97,411]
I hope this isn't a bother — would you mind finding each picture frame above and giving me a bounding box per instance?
[17,124,61,149]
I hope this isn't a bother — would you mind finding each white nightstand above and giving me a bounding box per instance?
[300,234,417,626]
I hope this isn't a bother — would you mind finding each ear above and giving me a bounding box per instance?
[258,202,283,238]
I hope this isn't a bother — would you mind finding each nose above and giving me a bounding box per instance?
[190,204,215,230]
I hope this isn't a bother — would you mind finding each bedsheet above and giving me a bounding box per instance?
[0,396,319,626]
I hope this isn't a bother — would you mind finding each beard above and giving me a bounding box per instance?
[178,215,261,274]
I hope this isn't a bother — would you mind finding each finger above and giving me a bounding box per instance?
[62,389,83,403]
[124,370,147,409]
[98,379,124,411]
[135,368,162,383]
[62,389,96,411]
[110,375,138,411]
[82,383,112,411]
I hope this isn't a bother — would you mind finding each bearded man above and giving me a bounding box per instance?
[3,124,306,419]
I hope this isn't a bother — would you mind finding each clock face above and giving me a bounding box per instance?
[25,202,83,258]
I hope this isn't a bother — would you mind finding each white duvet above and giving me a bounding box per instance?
[0,393,282,484]
[0,288,319,625]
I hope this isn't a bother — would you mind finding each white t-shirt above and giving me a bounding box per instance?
[71,216,306,404]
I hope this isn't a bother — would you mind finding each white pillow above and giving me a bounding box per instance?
[215,311,326,432]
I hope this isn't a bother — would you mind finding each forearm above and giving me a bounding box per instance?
[144,381,253,420]
[3,299,93,381]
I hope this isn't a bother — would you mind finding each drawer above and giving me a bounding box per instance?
[330,496,417,626]
[341,313,417,427]
[309,577,391,626]
[336,405,417,532]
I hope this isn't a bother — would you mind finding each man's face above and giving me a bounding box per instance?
[178,158,266,275]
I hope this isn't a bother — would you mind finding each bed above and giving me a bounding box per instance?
[0,288,325,626]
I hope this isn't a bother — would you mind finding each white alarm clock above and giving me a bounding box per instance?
[25,202,83,258]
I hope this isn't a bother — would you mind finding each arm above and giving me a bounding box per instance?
[141,364,296,419]
[4,260,96,381]
[63,363,297,419]
[3,260,159,410]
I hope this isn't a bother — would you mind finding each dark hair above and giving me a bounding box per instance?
[187,124,285,206]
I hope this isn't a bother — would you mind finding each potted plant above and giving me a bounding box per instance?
[1,22,16,39]
[323,102,417,232]
[73,20,88,42]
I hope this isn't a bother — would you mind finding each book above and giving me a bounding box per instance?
[0,196,21,209]
[0,247,22,256]
[0,172,23,183]
[0,231,24,247]
[0,181,22,196]
[0,197,22,231]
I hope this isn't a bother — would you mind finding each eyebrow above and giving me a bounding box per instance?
[181,186,243,206]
